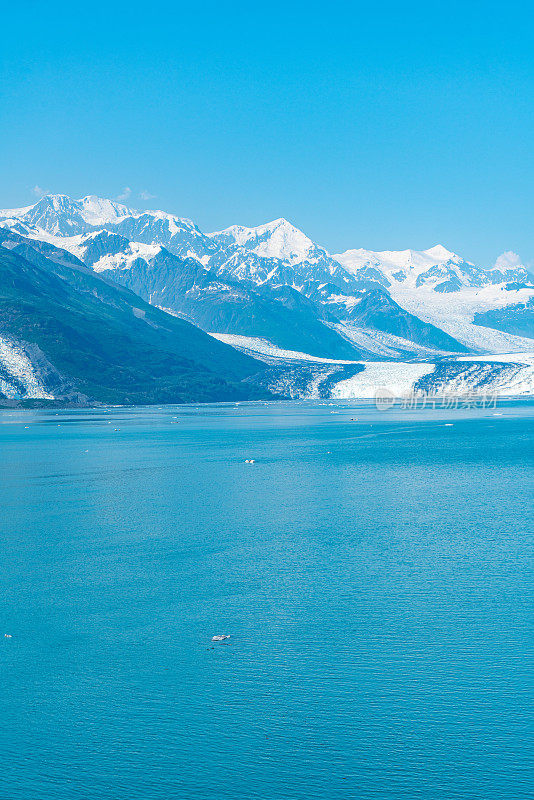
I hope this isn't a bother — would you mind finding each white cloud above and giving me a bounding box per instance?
[139,190,156,201]
[31,184,48,198]
[116,186,132,202]
[494,251,522,269]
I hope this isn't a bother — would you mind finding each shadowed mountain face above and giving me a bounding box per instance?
[57,230,468,357]
[95,248,365,360]
[1,194,533,363]
[79,241,468,358]
[307,283,469,354]
[473,298,534,339]
[340,289,469,352]
[0,240,268,404]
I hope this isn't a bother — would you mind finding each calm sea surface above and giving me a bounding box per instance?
[1,401,533,800]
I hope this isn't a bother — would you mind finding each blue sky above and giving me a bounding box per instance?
[1,0,533,265]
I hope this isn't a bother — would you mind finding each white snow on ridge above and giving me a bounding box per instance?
[334,243,532,301]
[2,193,533,365]
[0,336,53,399]
[129,208,198,230]
[0,204,34,218]
[334,244,468,282]
[13,228,164,272]
[10,229,89,255]
[90,242,163,272]
[210,218,322,264]
[0,193,198,235]
[77,195,133,225]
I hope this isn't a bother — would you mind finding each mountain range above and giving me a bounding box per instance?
[0,230,267,404]
[1,193,533,403]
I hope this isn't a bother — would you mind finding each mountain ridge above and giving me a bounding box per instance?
[2,193,534,364]
[0,234,269,404]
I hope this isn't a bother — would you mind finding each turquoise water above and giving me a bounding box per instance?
[1,401,532,800]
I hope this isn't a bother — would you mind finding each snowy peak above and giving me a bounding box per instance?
[423,244,459,261]
[1,191,531,345]
[333,244,485,291]
[0,194,213,261]
[77,195,133,225]
[485,251,532,286]
[210,217,323,265]
[35,194,72,211]
[111,212,215,262]
[0,193,134,236]
[208,217,361,291]
[23,195,86,235]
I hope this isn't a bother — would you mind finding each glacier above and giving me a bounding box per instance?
[1,193,534,402]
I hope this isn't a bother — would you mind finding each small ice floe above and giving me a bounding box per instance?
[211,634,230,642]
[244,459,255,464]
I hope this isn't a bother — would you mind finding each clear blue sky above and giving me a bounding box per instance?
[1,0,533,265]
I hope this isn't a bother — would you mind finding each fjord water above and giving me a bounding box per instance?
[1,402,532,800]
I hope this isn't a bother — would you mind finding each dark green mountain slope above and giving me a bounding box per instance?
[0,246,268,404]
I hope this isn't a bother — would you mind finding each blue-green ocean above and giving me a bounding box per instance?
[1,401,532,799]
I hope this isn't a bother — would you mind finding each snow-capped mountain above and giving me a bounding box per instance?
[210,218,324,265]
[0,194,132,236]
[110,213,216,262]
[2,193,534,370]
[333,244,530,291]
[0,234,267,404]
[208,216,360,295]
[43,230,164,273]
[332,244,534,352]
[0,194,215,262]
